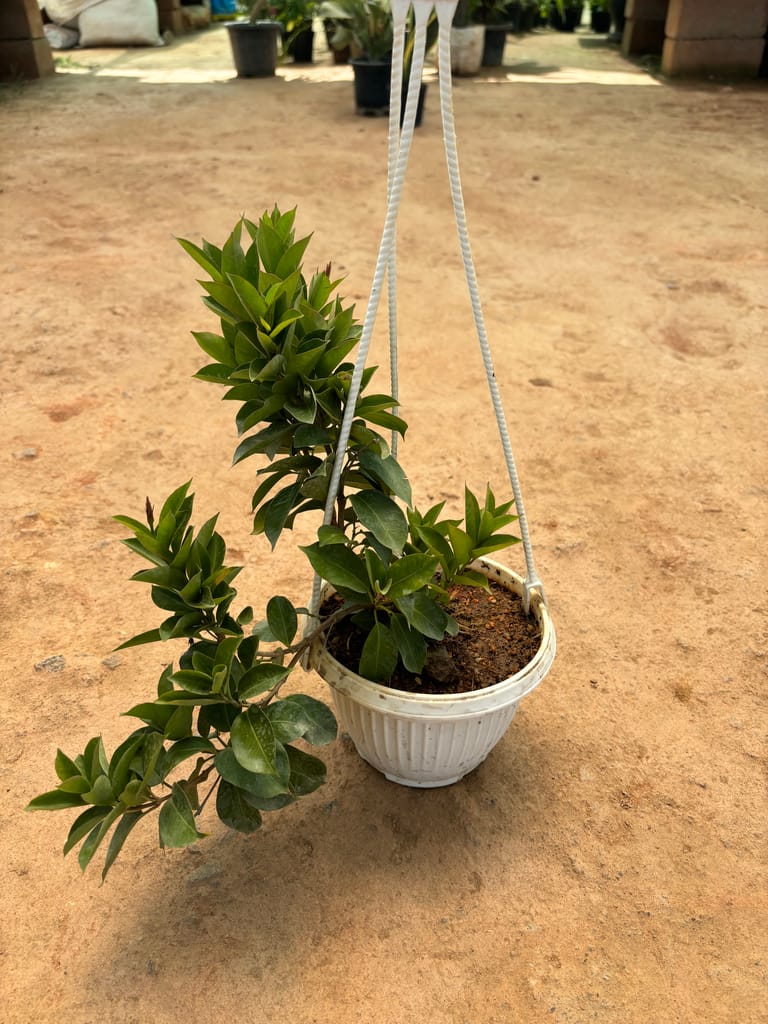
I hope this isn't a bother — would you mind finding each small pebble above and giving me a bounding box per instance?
[34,655,65,673]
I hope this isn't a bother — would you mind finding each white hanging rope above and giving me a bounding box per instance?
[386,0,407,459]
[310,0,545,618]
[309,0,431,617]
[434,0,543,609]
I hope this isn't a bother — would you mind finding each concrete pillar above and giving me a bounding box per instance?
[0,0,55,81]
[622,0,669,55]
[662,0,768,77]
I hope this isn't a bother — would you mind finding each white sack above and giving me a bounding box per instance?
[78,0,163,47]
[43,22,80,49]
[42,0,103,28]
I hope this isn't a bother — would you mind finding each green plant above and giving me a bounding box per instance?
[245,0,318,33]
[452,0,480,28]
[319,0,393,60]
[473,0,512,25]
[27,206,520,877]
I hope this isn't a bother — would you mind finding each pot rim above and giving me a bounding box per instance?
[308,557,556,718]
[226,19,281,31]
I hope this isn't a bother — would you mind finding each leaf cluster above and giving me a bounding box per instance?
[29,206,522,877]
[179,208,406,549]
[319,0,393,60]
[27,486,336,879]
[302,485,519,682]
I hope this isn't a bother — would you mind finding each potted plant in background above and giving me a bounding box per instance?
[548,0,583,32]
[26,206,555,876]
[320,0,393,114]
[475,0,514,67]
[272,0,320,62]
[451,0,484,76]
[589,0,611,33]
[226,0,283,77]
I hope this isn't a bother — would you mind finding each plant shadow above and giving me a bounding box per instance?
[82,712,561,1002]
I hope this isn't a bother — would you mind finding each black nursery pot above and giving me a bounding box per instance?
[550,3,583,31]
[287,26,314,63]
[482,24,510,66]
[226,20,281,77]
[400,81,427,127]
[590,9,611,32]
[351,58,392,116]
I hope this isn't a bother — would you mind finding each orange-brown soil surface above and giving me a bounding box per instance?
[1,24,765,1024]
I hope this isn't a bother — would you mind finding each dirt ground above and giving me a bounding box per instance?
[1,22,766,1024]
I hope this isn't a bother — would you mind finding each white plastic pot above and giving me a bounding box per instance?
[450,25,486,76]
[308,558,556,788]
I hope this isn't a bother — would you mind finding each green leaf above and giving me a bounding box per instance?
[168,669,213,695]
[317,525,347,547]
[264,483,302,548]
[54,749,80,782]
[266,694,337,746]
[464,485,481,540]
[216,780,263,834]
[301,542,370,595]
[214,746,290,799]
[359,450,412,505]
[163,703,194,741]
[82,774,115,807]
[158,783,206,849]
[78,806,122,872]
[102,811,144,880]
[57,776,91,794]
[471,535,521,558]
[275,235,311,278]
[385,553,439,600]
[390,614,428,674]
[192,331,231,364]
[119,779,148,809]
[109,734,146,801]
[63,806,110,856]
[359,621,398,682]
[412,523,454,568]
[231,707,279,776]
[285,745,327,796]
[115,628,164,651]
[198,280,250,322]
[452,569,491,589]
[394,592,449,641]
[266,596,298,646]
[123,701,175,732]
[360,408,408,435]
[177,237,224,282]
[154,692,224,707]
[164,737,217,774]
[237,663,290,701]
[26,789,86,812]
[350,491,408,554]
[233,424,293,466]
[83,735,109,782]
[227,274,268,321]
[447,524,474,571]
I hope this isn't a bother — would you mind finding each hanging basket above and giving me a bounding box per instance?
[308,0,556,791]
[308,560,555,788]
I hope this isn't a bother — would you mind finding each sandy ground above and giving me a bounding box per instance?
[1,22,766,1024]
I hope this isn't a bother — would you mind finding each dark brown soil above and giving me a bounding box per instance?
[323,581,542,693]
